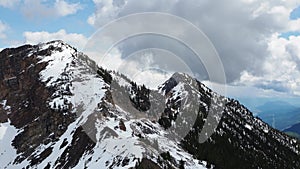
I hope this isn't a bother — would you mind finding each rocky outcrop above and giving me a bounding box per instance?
[1,41,299,169]
[0,43,75,166]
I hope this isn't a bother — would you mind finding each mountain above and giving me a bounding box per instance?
[284,123,300,139]
[256,101,300,130]
[257,101,297,113]
[0,41,299,169]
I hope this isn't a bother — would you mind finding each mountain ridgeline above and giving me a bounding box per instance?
[0,41,299,169]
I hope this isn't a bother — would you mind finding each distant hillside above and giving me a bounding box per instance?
[256,101,300,130]
[257,101,297,113]
[284,123,300,139]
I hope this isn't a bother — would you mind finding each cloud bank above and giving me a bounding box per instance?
[23,29,88,50]
[86,0,300,95]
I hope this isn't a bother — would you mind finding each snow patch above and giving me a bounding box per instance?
[0,120,19,168]
[245,123,252,130]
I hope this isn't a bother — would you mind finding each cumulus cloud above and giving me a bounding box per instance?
[87,0,127,26]
[23,29,88,49]
[54,0,83,16]
[86,0,300,96]
[237,34,300,95]
[87,1,298,81]
[288,19,300,32]
[21,0,82,19]
[87,47,177,89]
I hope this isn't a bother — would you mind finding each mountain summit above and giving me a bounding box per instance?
[0,41,299,169]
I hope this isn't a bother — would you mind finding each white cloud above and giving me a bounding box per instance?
[87,0,127,26]
[21,0,82,19]
[203,80,291,99]
[0,0,20,8]
[115,51,173,88]
[87,47,173,89]
[238,34,300,95]
[86,0,300,96]
[87,1,300,80]
[23,29,88,50]
[288,19,300,32]
[0,20,8,39]
[54,0,83,17]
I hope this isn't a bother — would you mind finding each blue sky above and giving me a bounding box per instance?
[279,5,300,38]
[290,5,300,20]
[1,0,300,107]
[0,0,96,48]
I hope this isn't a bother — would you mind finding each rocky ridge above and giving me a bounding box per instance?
[0,41,299,169]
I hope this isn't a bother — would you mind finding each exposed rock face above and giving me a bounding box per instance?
[0,43,75,167]
[0,41,299,169]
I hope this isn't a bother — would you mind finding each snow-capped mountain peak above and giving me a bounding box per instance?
[0,41,299,169]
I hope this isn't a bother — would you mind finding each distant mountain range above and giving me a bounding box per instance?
[255,101,300,130]
[257,101,298,113]
[284,123,300,139]
[0,41,299,169]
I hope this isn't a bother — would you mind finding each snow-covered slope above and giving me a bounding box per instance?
[0,41,209,169]
[0,41,299,169]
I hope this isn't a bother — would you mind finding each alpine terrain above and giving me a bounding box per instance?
[0,41,299,169]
